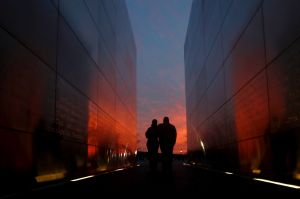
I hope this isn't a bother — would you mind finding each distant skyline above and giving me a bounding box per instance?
[126,0,192,153]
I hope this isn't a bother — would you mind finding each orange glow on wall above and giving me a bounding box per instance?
[230,46,287,172]
[0,60,47,172]
[87,102,97,158]
[231,50,269,170]
[231,51,284,171]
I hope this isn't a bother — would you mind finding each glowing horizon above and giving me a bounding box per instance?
[137,99,187,154]
[126,0,192,154]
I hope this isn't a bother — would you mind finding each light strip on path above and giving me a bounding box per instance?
[71,175,95,182]
[182,163,191,166]
[254,178,300,189]
[114,168,125,171]
[224,172,233,175]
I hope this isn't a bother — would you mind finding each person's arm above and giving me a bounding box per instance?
[145,128,149,139]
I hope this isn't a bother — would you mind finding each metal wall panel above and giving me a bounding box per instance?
[268,40,300,131]
[60,0,99,63]
[0,29,55,133]
[0,0,58,68]
[224,10,265,99]
[263,0,300,62]
[203,0,222,55]
[0,0,136,195]
[206,67,225,117]
[185,0,300,183]
[58,17,99,103]
[206,33,224,86]
[221,0,262,58]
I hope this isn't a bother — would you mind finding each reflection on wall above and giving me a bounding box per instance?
[185,0,300,184]
[0,0,136,194]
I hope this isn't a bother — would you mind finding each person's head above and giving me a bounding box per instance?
[163,116,169,124]
[151,119,157,126]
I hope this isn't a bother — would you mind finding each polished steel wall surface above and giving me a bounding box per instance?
[185,0,300,183]
[0,0,136,191]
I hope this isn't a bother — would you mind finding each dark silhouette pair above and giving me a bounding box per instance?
[145,116,177,173]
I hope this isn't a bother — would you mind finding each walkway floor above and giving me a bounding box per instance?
[4,160,300,198]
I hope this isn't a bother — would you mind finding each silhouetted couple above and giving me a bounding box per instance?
[145,116,177,173]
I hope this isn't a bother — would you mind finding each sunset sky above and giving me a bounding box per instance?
[126,0,192,153]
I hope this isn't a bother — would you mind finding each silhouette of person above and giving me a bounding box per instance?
[158,116,177,173]
[145,119,159,171]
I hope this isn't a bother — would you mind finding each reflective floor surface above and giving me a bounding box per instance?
[3,160,300,199]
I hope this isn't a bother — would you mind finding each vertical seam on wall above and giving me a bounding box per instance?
[261,0,271,134]
[85,0,136,122]
[0,2,59,134]
[187,1,206,119]
[54,0,60,134]
[187,0,233,114]
[57,10,135,133]
[202,0,233,89]
[222,0,263,71]
[221,28,227,134]
[189,0,264,131]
